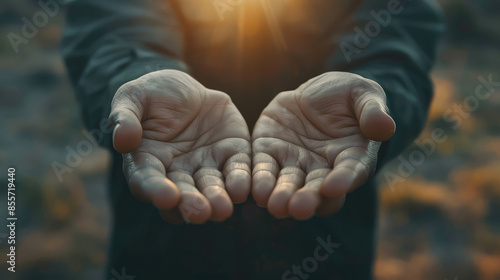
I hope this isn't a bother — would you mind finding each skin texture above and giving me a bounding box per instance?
[252,72,395,220]
[110,70,395,223]
[109,70,251,224]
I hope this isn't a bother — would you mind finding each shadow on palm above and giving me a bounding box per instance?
[252,72,395,220]
[111,70,251,224]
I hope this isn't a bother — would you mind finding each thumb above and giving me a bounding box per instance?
[359,99,395,142]
[109,83,144,153]
[354,82,395,142]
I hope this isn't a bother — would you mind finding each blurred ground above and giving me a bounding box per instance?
[0,0,499,279]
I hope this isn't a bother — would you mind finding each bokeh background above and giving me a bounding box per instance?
[0,0,499,279]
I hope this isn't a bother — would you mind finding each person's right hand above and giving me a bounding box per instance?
[109,70,251,224]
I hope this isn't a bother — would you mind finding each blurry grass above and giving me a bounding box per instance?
[375,46,500,279]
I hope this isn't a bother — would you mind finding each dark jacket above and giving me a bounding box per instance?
[61,0,444,279]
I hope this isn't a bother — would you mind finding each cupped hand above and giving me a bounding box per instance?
[110,70,251,224]
[252,72,395,220]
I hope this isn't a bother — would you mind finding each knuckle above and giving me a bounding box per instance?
[368,80,386,98]
[115,80,142,99]
[355,77,385,96]
[112,80,145,110]
[208,89,231,103]
[276,90,294,100]
[350,78,386,108]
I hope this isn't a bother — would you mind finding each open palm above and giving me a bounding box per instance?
[110,70,251,224]
[252,72,395,220]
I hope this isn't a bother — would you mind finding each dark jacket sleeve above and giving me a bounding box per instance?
[325,0,445,166]
[60,0,188,148]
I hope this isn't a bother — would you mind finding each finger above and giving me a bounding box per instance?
[109,83,144,153]
[193,168,233,222]
[124,152,180,209]
[223,153,251,203]
[251,153,280,207]
[267,166,306,218]
[352,80,395,142]
[359,99,395,142]
[320,146,376,198]
[168,171,212,224]
[288,168,330,220]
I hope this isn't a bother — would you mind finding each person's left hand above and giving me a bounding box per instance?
[251,72,395,220]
